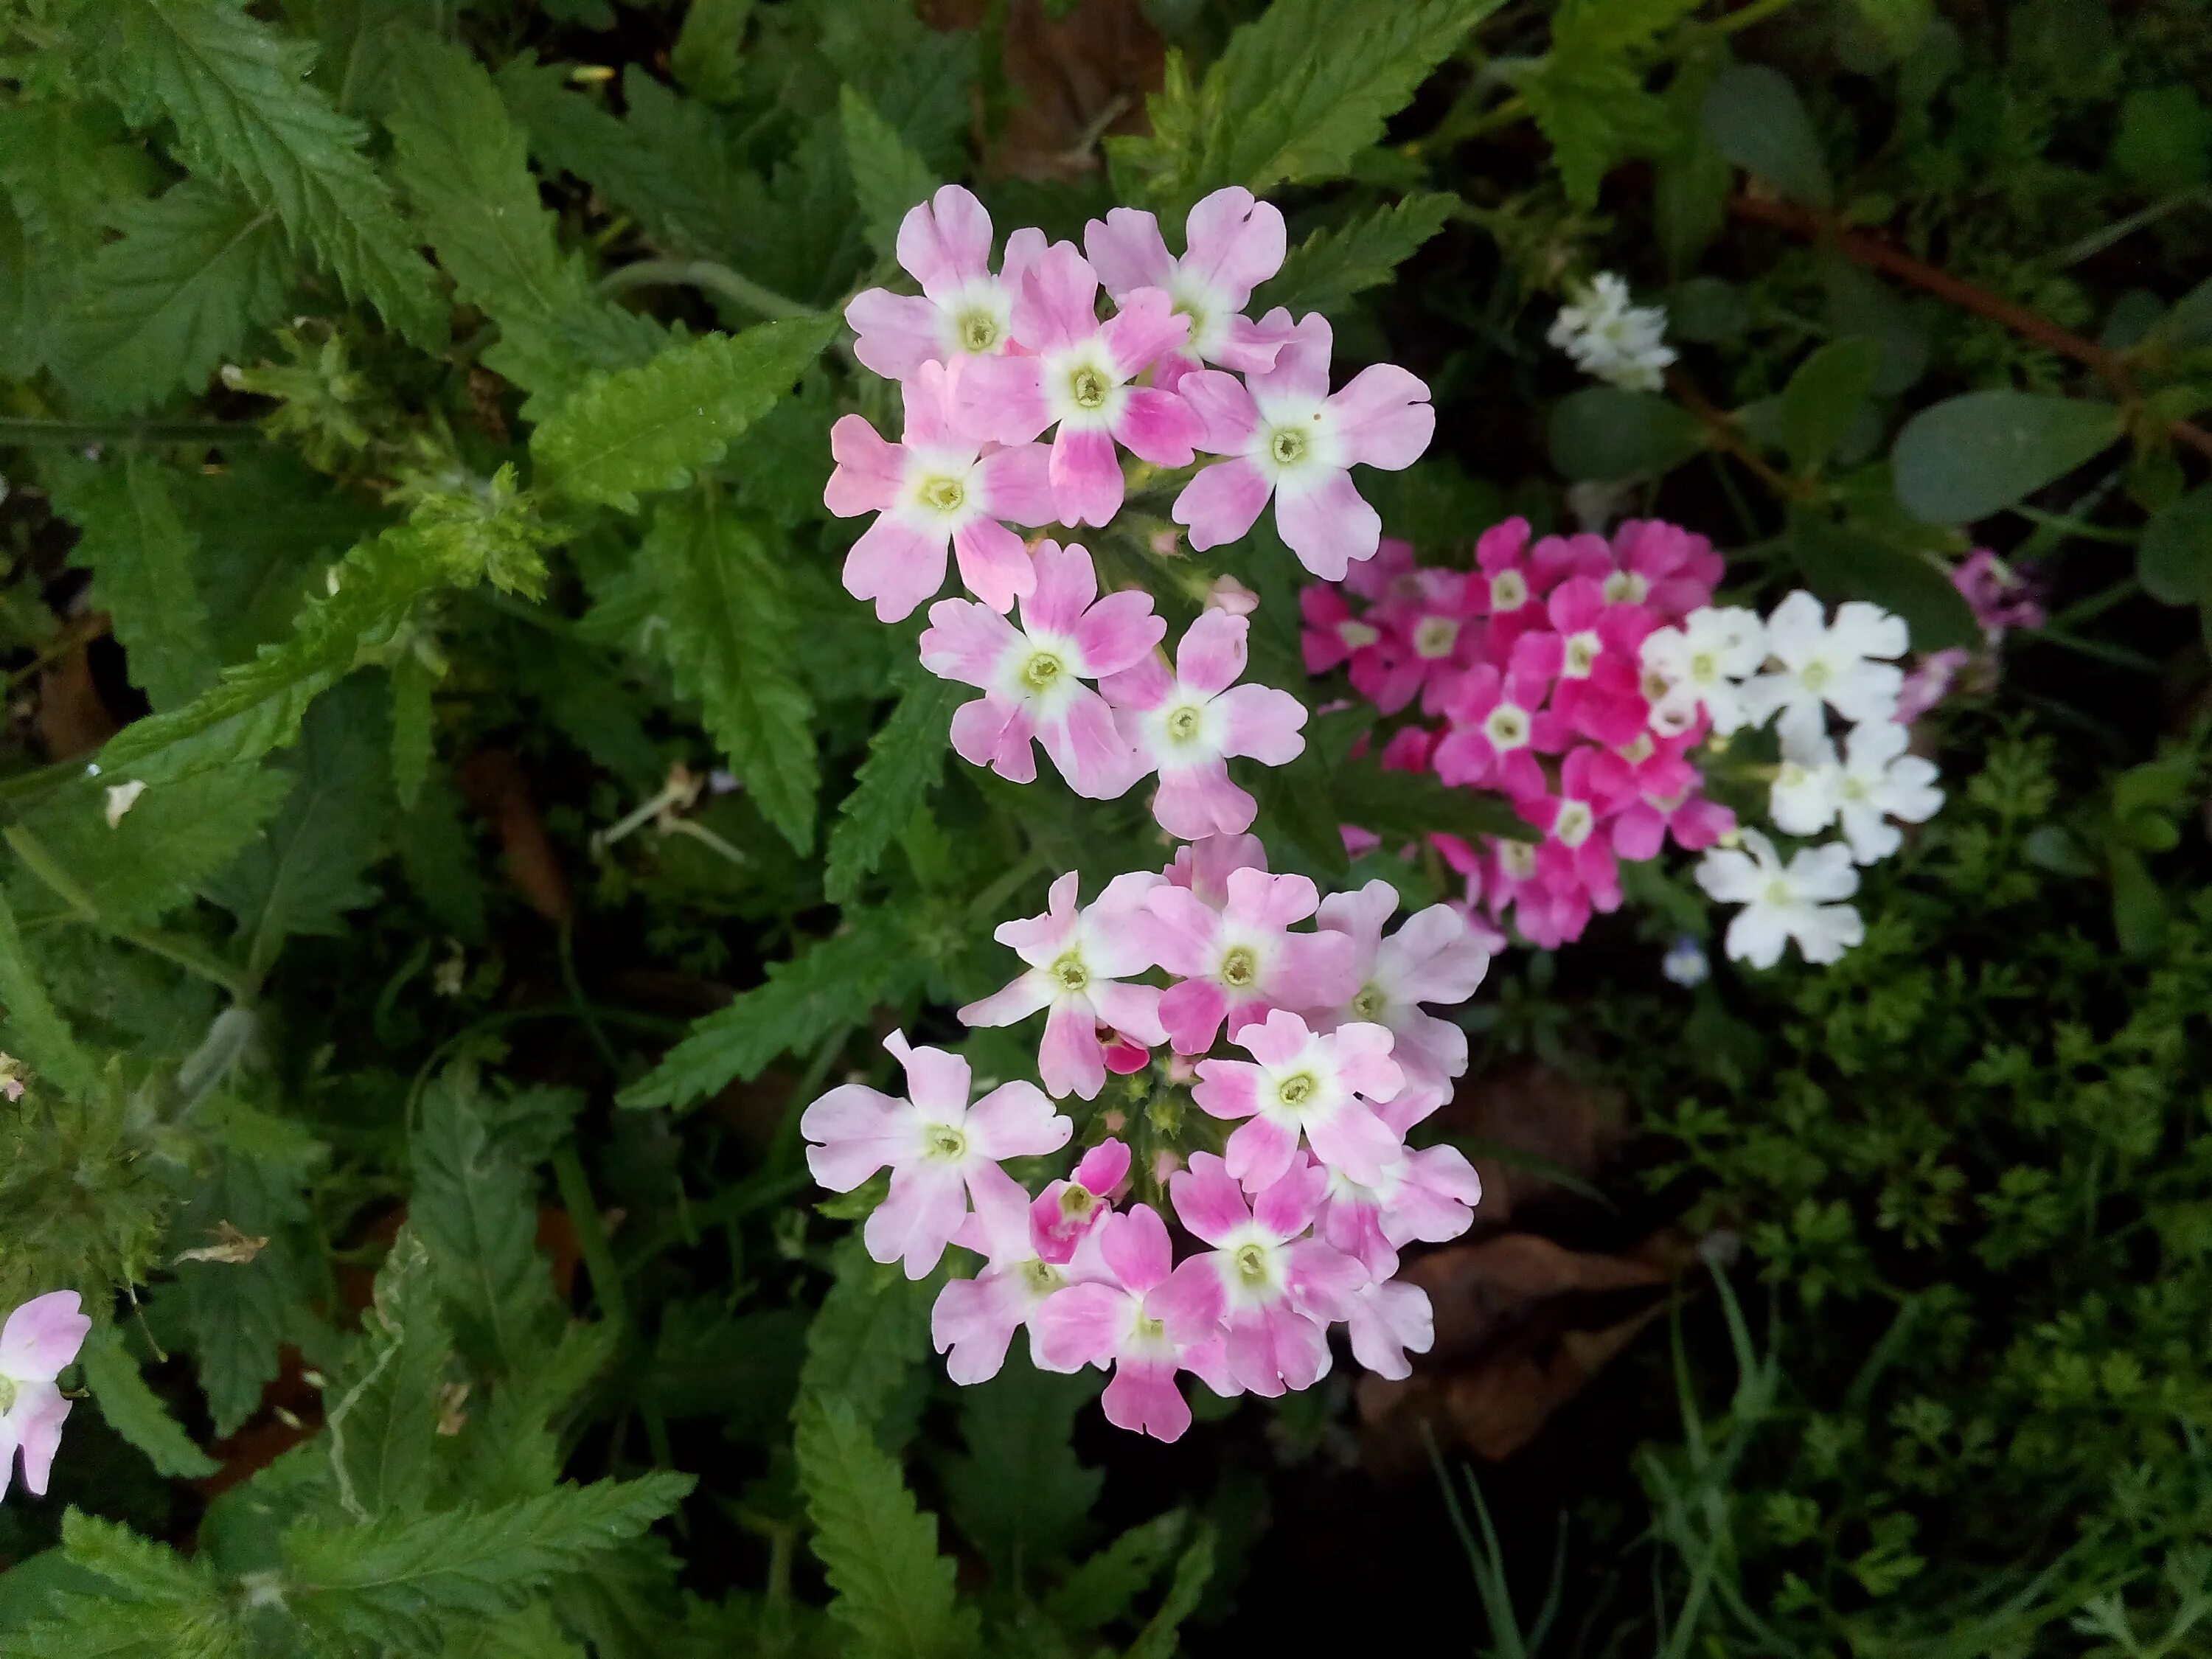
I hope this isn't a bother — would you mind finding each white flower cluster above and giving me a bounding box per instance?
[1641,591,1943,970]
[1546,273,1677,394]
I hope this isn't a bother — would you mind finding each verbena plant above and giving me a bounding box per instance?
[0,0,2207,1654]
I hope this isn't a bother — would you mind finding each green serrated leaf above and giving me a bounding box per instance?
[532,313,841,510]
[46,453,218,713]
[80,1325,220,1481]
[0,885,100,1100]
[1254,190,1458,316]
[395,770,487,944]
[1046,1510,1188,1636]
[639,495,818,851]
[324,1229,451,1521]
[824,663,960,904]
[797,1234,934,1433]
[619,911,922,1110]
[1890,391,2126,524]
[672,0,753,102]
[100,0,448,347]
[389,655,437,813]
[839,84,936,265]
[1124,1523,1215,1659]
[940,1357,1101,1585]
[53,180,290,415]
[794,1394,978,1659]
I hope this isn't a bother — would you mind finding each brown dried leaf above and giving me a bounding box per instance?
[173,1220,268,1266]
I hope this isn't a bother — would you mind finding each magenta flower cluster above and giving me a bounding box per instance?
[1303,520,1738,948]
[806,184,1484,1439]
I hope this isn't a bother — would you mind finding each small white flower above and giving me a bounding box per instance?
[103,780,146,828]
[1641,605,1767,735]
[1769,726,1843,835]
[1547,274,1677,393]
[1742,591,1907,748]
[1696,829,1864,969]
[1661,936,1710,988]
[1832,720,1943,864]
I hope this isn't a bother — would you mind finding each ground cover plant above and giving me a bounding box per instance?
[0,0,2209,1652]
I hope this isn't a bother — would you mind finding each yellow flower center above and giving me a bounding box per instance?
[1166,704,1203,742]
[1053,951,1088,991]
[925,1124,968,1161]
[959,310,1000,352]
[1220,945,1258,988]
[1069,366,1109,409]
[1023,650,1065,691]
[1234,1242,1270,1285]
[917,475,965,513]
[1269,425,1310,466]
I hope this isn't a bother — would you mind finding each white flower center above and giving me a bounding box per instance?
[1339,620,1381,650]
[924,1124,969,1162]
[1164,703,1205,744]
[1412,616,1460,659]
[1274,1070,1319,1110]
[1842,775,1870,801]
[1022,650,1066,692]
[1267,423,1312,467]
[1233,1242,1271,1286]
[956,309,1001,353]
[1603,571,1649,604]
[1499,841,1537,879]
[1564,630,1602,676]
[1219,945,1259,989]
[1801,660,1832,693]
[1689,650,1717,683]
[1490,571,1528,612]
[1555,800,1593,847]
[1484,705,1531,751]
[1764,878,1793,906]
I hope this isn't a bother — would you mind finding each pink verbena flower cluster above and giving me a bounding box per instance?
[1895,549,2044,721]
[1302,520,1736,947]
[803,834,1489,1440]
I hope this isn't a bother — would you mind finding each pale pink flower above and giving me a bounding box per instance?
[1083,187,1298,390]
[958,242,1204,526]
[801,1032,1072,1278]
[1153,1154,1364,1398]
[1030,1138,1133,1263]
[1141,867,1360,1054]
[919,540,1164,797]
[932,1163,1107,1385]
[959,870,1166,1099]
[1192,1009,1405,1190]
[1315,880,1490,1121]
[1164,832,1267,909]
[846,185,1045,380]
[1173,315,1433,579]
[1102,611,1308,838]
[825,361,1055,622]
[1314,1145,1483,1281]
[1345,1278,1435,1380]
[1032,1203,1234,1442]
[1342,536,1422,605]
[0,1290,91,1500]
[1205,573,1261,616]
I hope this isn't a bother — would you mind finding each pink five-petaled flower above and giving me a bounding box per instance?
[825,361,1054,622]
[1314,1145,1484,1280]
[1031,1138,1133,1264]
[959,872,1166,1100]
[1506,574,1657,747]
[1164,831,1267,908]
[845,184,1043,380]
[801,1032,1071,1279]
[958,242,1203,526]
[1603,519,1723,621]
[1315,879,1491,1122]
[1174,314,1434,580]
[1346,1278,1436,1380]
[1192,1009,1405,1190]
[1141,866,1359,1054]
[1084,187,1296,391]
[919,540,1164,797]
[1157,1154,1364,1398]
[0,1290,91,1500]
[1432,665,1551,800]
[1102,610,1308,838]
[1034,1203,1234,1442]
[931,1163,1107,1385]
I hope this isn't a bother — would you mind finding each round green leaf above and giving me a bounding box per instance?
[1547,389,1705,481]
[1890,391,2125,524]
[1703,66,1832,209]
[2139,487,2212,606]
[1790,518,1981,651]
[1779,339,1883,474]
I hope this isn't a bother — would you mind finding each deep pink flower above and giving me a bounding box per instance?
[1346,1278,1434,1380]
[1956,548,2044,639]
[1084,187,1298,390]
[932,1163,1110,1385]
[1192,1009,1405,1189]
[801,1032,1072,1278]
[846,184,1045,380]
[1032,1203,1234,1441]
[919,540,1164,796]
[1102,611,1308,838]
[1342,537,1422,605]
[825,361,1055,622]
[1373,568,1483,716]
[1506,575,1658,746]
[1314,1143,1483,1279]
[1603,519,1724,621]
[1172,316,1433,579]
[1315,879,1490,1122]
[1432,665,1551,799]
[1141,867,1360,1054]
[1592,731,1735,859]
[957,242,1204,526]
[959,871,1166,1099]
[0,1290,90,1500]
[1299,583,1388,675]
[1517,748,1624,914]
[1154,1154,1365,1398]
[1030,1138,1133,1264]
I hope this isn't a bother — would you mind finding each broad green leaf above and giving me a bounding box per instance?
[80,1325,220,1481]
[1822,254,1928,397]
[1846,0,1933,58]
[2139,486,2212,607]
[1124,1523,1216,1659]
[410,1065,558,1375]
[1890,391,2126,524]
[793,1394,978,1659]
[1253,191,1458,316]
[823,663,961,904]
[1113,0,1503,210]
[53,181,290,415]
[796,1234,933,1431]
[282,1475,695,1649]
[386,34,666,403]
[619,910,925,1110]
[531,313,842,511]
[324,1229,451,1520]
[1703,64,1833,209]
[839,85,936,265]
[941,1357,1101,1585]
[46,453,218,712]
[1778,339,1883,474]
[672,0,753,102]
[0,886,100,1100]
[100,0,447,347]
[1548,387,1705,480]
[1045,1511,1188,1636]
[1551,0,1703,52]
[638,495,818,852]
[1790,518,1980,652]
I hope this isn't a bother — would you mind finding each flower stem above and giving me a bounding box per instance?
[599,259,812,320]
